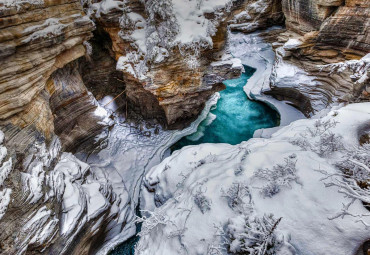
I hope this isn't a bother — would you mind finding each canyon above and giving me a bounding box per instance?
[0,0,369,254]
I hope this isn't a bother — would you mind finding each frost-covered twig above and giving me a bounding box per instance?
[317,143,370,227]
[136,208,174,236]
[254,154,300,197]
[194,186,211,214]
[223,214,284,254]
[291,119,344,156]
[221,182,252,213]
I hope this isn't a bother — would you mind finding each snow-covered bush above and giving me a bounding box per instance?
[319,143,370,227]
[291,119,344,156]
[316,132,344,157]
[194,186,211,214]
[224,214,283,254]
[254,154,299,198]
[221,182,252,213]
[136,208,173,236]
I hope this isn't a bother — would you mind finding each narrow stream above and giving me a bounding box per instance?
[171,65,279,151]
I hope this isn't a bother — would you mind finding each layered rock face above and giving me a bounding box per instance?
[0,0,95,148]
[0,0,369,254]
[264,0,370,115]
[0,1,117,254]
[85,0,277,128]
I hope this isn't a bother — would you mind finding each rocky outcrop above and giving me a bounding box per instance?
[86,0,274,128]
[0,0,369,254]
[0,1,117,254]
[0,0,95,147]
[49,62,108,152]
[229,0,284,33]
[263,0,370,116]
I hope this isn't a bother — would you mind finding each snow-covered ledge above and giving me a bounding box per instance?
[226,28,306,138]
[139,102,370,255]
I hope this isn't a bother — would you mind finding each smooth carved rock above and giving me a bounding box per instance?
[317,0,344,6]
[282,0,336,33]
[317,6,370,52]
[0,0,94,126]
[49,62,107,152]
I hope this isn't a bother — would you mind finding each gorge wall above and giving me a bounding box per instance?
[0,0,369,254]
[266,0,370,115]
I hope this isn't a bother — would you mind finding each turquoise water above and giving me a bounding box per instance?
[171,65,279,151]
[109,65,279,255]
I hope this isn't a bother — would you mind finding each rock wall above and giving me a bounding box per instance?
[86,0,279,128]
[0,0,95,148]
[265,0,370,116]
[0,0,369,254]
[0,1,116,254]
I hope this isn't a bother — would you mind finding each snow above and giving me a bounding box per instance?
[21,162,45,204]
[0,188,11,220]
[319,53,370,86]
[211,55,243,70]
[82,182,109,220]
[54,153,95,236]
[171,0,230,45]
[282,38,302,50]
[0,130,12,193]
[0,0,43,11]
[0,157,12,187]
[90,0,126,18]
[138,103,370,255]
[18,206,59,253]
[74,93,220,255]
[225,29,306,137]
[99,95,119,112]
[110,0,244,79]
[93,95,114,125]
[22,18,67,43]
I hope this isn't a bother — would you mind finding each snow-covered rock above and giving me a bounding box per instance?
[139,103,370,255]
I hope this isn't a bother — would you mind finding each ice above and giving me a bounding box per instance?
[79,93,220,254]
[138,102,370,255]
[226,29,306,132]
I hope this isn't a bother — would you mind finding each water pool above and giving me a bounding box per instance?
[171,65,279,151]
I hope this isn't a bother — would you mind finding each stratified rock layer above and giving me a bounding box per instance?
[264,0,370,115]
